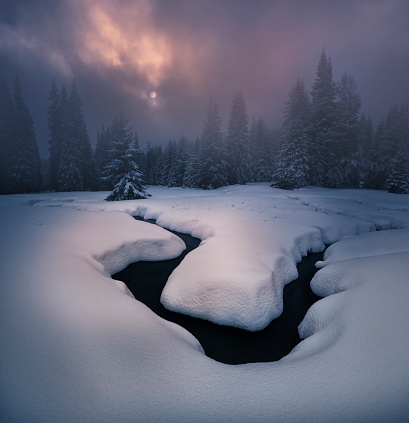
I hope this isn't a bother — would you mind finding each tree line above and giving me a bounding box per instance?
[0,49,408,198]
[273,50,409,193]
[0,77,42,194]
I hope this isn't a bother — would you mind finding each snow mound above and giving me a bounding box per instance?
[316,228,409,268]
[161,216,324,331]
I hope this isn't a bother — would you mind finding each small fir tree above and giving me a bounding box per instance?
[104,114,149,201]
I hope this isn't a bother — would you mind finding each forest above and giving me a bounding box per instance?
[0,50,408,199]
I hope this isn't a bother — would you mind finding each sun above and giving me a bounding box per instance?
[149,90,157,99]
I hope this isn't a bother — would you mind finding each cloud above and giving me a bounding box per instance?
[0,0,408,153]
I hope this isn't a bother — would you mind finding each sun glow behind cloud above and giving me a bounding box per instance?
[78,0,172,91]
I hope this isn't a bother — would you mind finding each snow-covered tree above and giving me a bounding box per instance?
[48,79,95,192]
[274,78,311,189]
[68,79,96,190]
[376,105,409,190]
[199,100,228,189]
[183,137,201,188]
[56,86,83,191]
[250,117,273,182]
[143,142,163,185]
[104,113,149,201]
[329,73,362,188]
[47,79,62,191]
[158,139,179,187]
[357,114,374,187]
[386,153,409,194]
[310,50,337,186]
[226,91,250,185]
[8,77,42,193]
[95,125,112,189]
[174,135,188,186]
[384,105,409,193]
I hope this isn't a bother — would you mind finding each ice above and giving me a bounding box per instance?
[1,184,409,422]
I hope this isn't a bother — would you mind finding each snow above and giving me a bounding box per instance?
[316,228,409,269]
[161,216,324,330]
[1,184,409,422]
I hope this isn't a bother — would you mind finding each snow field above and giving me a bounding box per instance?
[1,184,409,422]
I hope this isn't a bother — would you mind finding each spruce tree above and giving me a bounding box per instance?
[0,78,14,193]
[183,137,201,188]
[199,100,228,189]
[385,105,409,193]
[274,78,311,189]
[250,117,272,182]
[160,139,178,187]
[175,135,188,186]
[144,143,163,185]
[9,77,42,193]
[386,152,409,194]
[310,50,337,186]
[329,73,361,188]
[377,105,407,189]
[95,125,112,189]
[226,91,250,185]
[68,79,96,190]
[103,113,149,200]
[365,119,385,189]
[47,79,61,191]
[56,86,83,191]
[358,114,374,188]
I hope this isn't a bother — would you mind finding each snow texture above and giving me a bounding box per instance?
[1,184,409,422]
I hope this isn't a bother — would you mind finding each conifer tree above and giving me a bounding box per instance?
[104,114,149,200]
[9,77,42,193]
[183,137,201,188]
[56,86,83,191]
[47,79,62,191]
[160,139,178,187]
[67,79,96,190]
[0,78,14,193]
[328,73,361,188]
[226,91,250,185]
[143,143,163,185]
[310,50,337,186]
[386,153,409,194]
[358,114,374,187]
[274,78,311,189]
[384,105,409,193]
[252,117,273,182]
[376,105,406,189]
[249,117,258,182]
[175,135,188,186]
[365,119,385,189]
[48,79,95,191]
[95,125,112,189]
[199,100,228,189]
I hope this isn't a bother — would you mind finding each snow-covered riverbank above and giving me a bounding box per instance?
[1,184,409,422]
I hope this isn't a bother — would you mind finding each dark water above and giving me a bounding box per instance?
[112,218,323,365]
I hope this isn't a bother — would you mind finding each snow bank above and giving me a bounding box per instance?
[161,216,324,331]
[316,228,409,268]
[1,185,409,422]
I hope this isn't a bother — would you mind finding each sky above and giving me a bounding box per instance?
[1,0,409,157]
